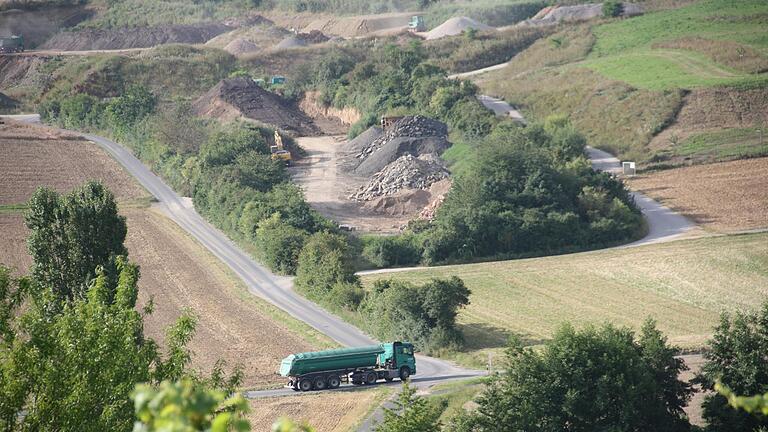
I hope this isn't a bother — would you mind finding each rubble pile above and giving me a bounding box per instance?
[351,154,450,201]
[349,115,450,177]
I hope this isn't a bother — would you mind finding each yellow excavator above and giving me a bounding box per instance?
[271,131,292,166]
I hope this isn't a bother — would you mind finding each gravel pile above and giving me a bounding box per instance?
[351,154,450,201]
[424,16,494,40]
[524,3,642,26]
[349,115,449,177]
[224,38,260,55]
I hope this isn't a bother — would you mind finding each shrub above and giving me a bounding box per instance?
[361,234,422,268]
[294,232,358,300]
[602,1,624,18]
[254,214,309,275]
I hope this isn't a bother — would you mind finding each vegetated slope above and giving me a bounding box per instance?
[626,157,768,232]
[479,0,768,163]
[0,119,147,205]
[41,22,233,50]
[193,77,321,136]
[361,233,768,366]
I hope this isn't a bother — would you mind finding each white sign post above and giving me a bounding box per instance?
[622,161,636,176]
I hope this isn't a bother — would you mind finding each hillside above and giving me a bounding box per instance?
[361,232,768,366]
[478,0,768,167]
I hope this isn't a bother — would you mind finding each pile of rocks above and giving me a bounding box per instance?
[351,154,450,201]
[353,115,448,160]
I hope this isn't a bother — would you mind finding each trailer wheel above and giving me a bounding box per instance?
[327,375,341,389]
[365,371,377,385]
[399,366,411,381]
[298,378,313,392]
[313,376,327,390]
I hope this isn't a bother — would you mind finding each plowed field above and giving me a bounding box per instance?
[627,157,768,232]
[0,120,147,205]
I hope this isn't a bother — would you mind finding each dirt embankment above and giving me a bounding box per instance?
[650,86,768,152]
[300,12,414,38]
[193,77,321,136]
[299,91,361,128]
[40,22,233,50]
[0,5,93,47]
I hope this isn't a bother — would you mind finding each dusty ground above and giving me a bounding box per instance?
[0,119,148,205]
[291,136,416,233]
[627,157,768,232]
[247,388,386,432]
[0,208,329,388]
[680,354,707,427]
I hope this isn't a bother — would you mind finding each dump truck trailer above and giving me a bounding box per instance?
[279,342,416,391]
[0,36,24,54]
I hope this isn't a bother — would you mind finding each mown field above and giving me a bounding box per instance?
[361,233,768,367]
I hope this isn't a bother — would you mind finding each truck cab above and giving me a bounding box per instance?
[379,341,416,380]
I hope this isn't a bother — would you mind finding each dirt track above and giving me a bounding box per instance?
[291,136,415,233]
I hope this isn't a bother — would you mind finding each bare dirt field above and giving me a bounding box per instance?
[627,157,768,232]
[0,208,331,388]
[0,119,148,205]
[292,136,417,233]
[247,388,387,432]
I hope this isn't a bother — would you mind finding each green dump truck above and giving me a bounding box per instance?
[0,36,24,54]
[279,342,416,391]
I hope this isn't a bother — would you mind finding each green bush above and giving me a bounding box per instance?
[361,234,422,269]
[602,1,624,18]
[294,232,358,300]
[254,214,309,275]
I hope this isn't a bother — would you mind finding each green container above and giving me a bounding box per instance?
[280,345,384,377]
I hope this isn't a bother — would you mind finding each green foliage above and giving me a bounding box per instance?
[294,232,358,300]
[25,181,127,302]
[602,0,623,18]
[362,277,471,352]
[361,234,422,268]
[105,85,157,133]
[716,383,768,416]
[375,381,441,432]
[696,302,768,431]
[422,118,641,264]
[132,380,250,432]
[254,214,310,275]
[452,321,693,432]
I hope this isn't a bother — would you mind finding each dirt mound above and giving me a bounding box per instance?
[351,154,450,201]
[41,22,232,50]
[274,35,308,49]
[524,3,642,26]
[343,126,384,153]
[362,188,432,216]
[301,12,413,38]
[224,38,260,55]
[274,30,328,50]
[425,16,494,40]
[347,115,450,177]
[192,77,320,136]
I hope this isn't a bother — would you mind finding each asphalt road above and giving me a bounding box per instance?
[2,114,482,400]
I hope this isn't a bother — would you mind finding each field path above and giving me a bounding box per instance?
[1,114,481,401]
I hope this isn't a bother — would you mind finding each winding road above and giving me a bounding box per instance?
[2,114,481,401]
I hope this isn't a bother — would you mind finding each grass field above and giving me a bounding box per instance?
[361,233,768,367]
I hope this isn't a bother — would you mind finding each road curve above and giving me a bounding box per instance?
[2,114,481,399]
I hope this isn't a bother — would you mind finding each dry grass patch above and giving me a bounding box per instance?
[0,212,31,274]
[627,157,768,232]
[654,37,768,74]
[247,388,388,432]
[0,119,148,205]
[361,233,768,367]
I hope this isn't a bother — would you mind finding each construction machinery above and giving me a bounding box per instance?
[408,16,426,32]
[280,342,416,391]
[271,131,292,165]
[0,35,24,54]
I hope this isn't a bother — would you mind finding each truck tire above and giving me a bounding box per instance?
[313,376,327,390]
[327,375,341,389]
[399,366,411,381]
[298,378,313,392]
[365,371,377,385]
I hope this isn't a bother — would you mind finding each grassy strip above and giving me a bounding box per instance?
[361,233,768,368]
